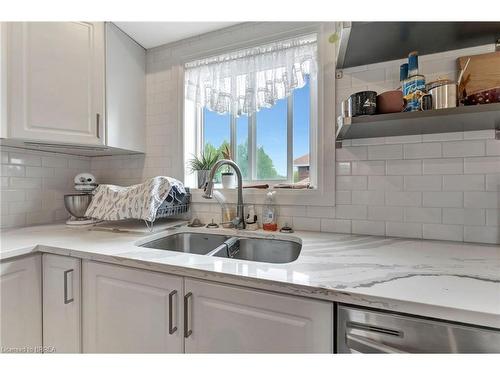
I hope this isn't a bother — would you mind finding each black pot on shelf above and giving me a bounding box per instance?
[348,91,377,117]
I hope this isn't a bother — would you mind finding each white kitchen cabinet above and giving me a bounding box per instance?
[105,23,146,153]
[184,278,333,353]
[7,22,105,145]
[82,260,183,353]
[42,254,81,353]
[0,255,42,352]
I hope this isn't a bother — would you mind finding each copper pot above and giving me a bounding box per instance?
[376,90,406,114]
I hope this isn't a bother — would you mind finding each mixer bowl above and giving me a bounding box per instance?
[64,193,93,219]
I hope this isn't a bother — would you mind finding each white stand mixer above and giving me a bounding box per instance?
[64,173,102,225]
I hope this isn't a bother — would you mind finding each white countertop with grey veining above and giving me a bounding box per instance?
[1,223,499,329]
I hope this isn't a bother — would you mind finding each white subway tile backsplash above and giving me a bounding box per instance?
[404,207,442,223]
[423,223,463,242]
[351,160,385,175]
[404,143,441,159]
[386,221,423,238]
[442,175,484,191]
[337,176,367,190]
[320,218,351,233]
[292,217,321,231]
[336,162,351,175]
[387,160,422,175]
[368,206,403,221]
[306,206,335,218]
[336,191,351,204]
[368,175,403,191]
[9,152,41,166]
[463,130,495,140]
[486,140,500,156]
[464,226,499,244]
[422,132,463,142]
[351,68,385,85]
[368,144,403,160]
[442,140,485,157]
[486,209,499,226]
[2,165,25,177]
[384,135,422,144]
[336,146,367,161]
[486,174,500,191]
[352,220,385,236]
[423,192,463,208]
[464,192,499,208]
[464,157,500,174]
[443,208,485,226]
[404,175,442,191]
[351,190,385,206]
[385,191,421,207]
[423,158,463,175]
[335,205,367,220]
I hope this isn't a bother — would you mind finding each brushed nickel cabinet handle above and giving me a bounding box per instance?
[96,113,100,139]
[184,292,193,338]
[169,290,178,334]
[63,269,74,304]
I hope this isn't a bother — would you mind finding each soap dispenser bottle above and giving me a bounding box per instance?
[262,191,278,231]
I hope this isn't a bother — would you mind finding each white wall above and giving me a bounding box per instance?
[0,146,91,228]
[87,24,499,244]
[2,22,498,244]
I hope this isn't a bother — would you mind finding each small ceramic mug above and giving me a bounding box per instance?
[376,90,406,114]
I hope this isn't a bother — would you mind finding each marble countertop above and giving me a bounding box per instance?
[1,223,499,329]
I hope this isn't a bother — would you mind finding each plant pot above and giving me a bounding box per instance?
[221,172,236,189]
[197,170,210,189]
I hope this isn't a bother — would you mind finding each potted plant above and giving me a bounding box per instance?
[220,144,236,189]
[187,148,220,189]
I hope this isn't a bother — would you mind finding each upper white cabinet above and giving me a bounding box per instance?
[7,22,105,145]
[43,254,82,353]
[82,260,183,353]
[105,23,146,153]
[0,255,42,351]
[1,22,145,155]
[184,278,333,353]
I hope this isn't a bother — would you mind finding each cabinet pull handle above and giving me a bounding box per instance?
[96,113,100,139]
[168,290,178,334]
[184,292,193,338]
[63,269,74,304]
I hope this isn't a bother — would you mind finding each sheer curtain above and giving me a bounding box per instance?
[184,35,317,116]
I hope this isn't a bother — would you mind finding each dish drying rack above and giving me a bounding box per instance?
[144,187,191,231]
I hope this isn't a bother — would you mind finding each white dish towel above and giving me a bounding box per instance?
[85,176,186,222]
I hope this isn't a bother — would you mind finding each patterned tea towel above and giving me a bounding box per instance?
[85,176,186,222]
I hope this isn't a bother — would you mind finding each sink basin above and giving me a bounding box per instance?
[140,233,231,255]
[211,237,301,264]
[140,232,301,263]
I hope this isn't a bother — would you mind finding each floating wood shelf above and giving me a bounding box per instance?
[335,103,500,146]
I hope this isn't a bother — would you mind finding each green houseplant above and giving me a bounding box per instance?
[188,148,221,188]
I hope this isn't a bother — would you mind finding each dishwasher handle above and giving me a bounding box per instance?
[346,333,407,354]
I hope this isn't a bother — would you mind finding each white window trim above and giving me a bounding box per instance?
[196,78,317,186]
[181,22,337,207]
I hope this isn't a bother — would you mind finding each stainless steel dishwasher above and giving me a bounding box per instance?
[337,305,500,353]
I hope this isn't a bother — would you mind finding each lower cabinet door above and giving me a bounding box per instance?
[82,260,183,353]
[43,254,81,353]
[0,255,42,352]
[184,278,333,353]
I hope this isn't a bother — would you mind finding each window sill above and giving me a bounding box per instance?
[189,187,334,207]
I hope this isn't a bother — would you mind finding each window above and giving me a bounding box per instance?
[184,35,317,187]
[201,79,312,184]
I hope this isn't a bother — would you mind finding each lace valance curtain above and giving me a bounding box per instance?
[184,35,317,116]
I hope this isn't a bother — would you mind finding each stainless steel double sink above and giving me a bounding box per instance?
[140,232,301,264]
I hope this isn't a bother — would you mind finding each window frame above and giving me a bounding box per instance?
[197,76,317,185]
